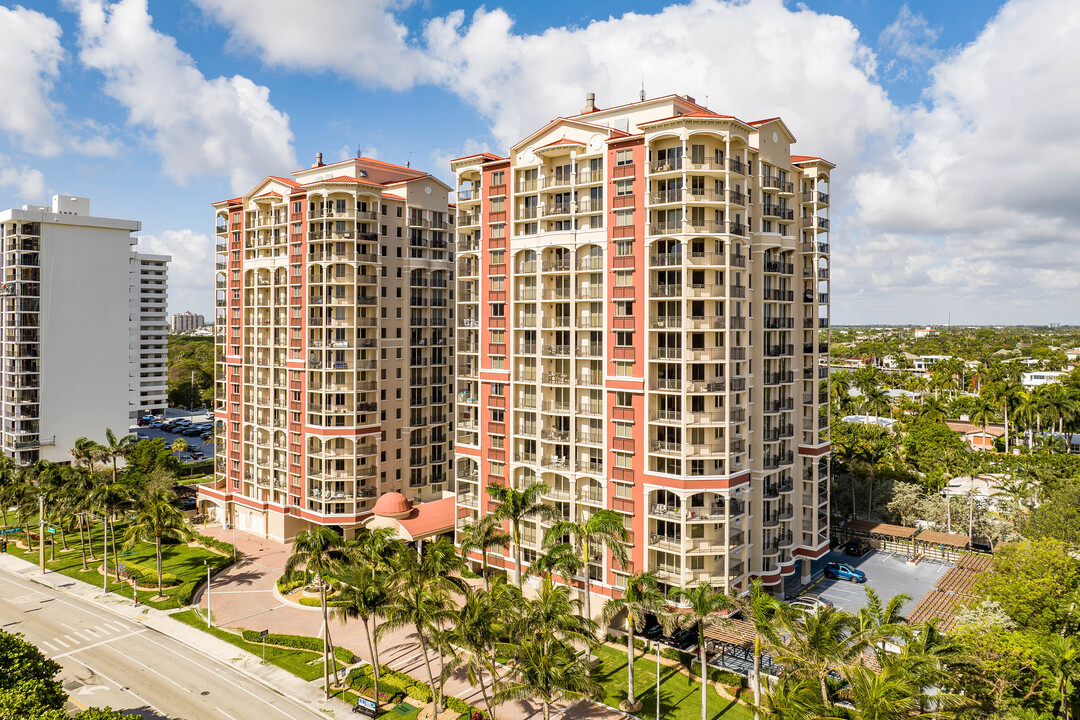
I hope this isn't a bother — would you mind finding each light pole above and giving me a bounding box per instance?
[204,559,212,627]
[102,515,109,593]
[656,641,661,720]
[38,494,45,573]
[190,369,196,422]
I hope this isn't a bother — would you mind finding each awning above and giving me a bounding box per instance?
[843,520,917,539]
[915,529,970,548]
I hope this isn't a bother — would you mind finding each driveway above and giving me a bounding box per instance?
[194,526,623,720]
[803,550,948,616]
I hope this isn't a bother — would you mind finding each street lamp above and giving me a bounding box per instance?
[656,641,661,720]
[204,559,212,627]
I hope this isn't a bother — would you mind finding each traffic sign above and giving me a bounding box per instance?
[46,526,56,534]
[0,527,24,535]
[259,629,269,639]
[118,563,126,575]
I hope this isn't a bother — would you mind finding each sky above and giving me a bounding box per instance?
[0,0,1077,326]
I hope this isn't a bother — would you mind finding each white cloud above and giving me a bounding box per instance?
[191,0,424,87]
[879,5,941,76]
[429,138,491,189]
[845,0,1080,323]
[0,155,46,201]
[67,0,297,193]
[137,229,213,316]
[0,5,66,155]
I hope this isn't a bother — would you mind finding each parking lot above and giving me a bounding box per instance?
[130,408,215,463]
[802,549,948,616]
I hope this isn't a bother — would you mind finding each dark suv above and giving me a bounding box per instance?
[843,539,872,557]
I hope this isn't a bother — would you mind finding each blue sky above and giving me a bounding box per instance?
[1,0,1077,325]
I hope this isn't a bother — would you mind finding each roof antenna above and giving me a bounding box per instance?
[356,144,362,158]
[639,76,646,102]
[406,151,412,169]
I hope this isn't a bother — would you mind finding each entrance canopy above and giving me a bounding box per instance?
[363,493,455,542]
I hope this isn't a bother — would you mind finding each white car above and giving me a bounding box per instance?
[789,595,832,613]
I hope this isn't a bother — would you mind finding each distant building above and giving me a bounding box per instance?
[945,420,1005,451]
[913,327,938,338]
[170,311,205,333]
[0,195,170,464]
[130,254,169,420]
[840,415,897,429]
[1022,371,1066,389]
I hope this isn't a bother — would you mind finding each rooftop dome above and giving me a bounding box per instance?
[372,491,413,519]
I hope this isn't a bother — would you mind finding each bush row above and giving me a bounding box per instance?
[349,664,488,719]
[108,559,179,588]
[193,531,237,559]
[239,630,354,663]
[276,577,305,594]
[298,596,347,608]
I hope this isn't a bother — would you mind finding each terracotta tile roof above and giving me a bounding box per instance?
[915,529,970,548]
[450,152,505,163]
[536,138,586,149]
[212,197,242,206]
[639,110,737,126]
[791,155,836,168]
[748,117,781,125]
[945,420,1005,437]
[396,496,456,538]
[269,175,300,187]
[254,192,281,199]
[304,175,378,186]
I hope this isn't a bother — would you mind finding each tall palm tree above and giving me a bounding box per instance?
[861,385,892,424]
[528,542,583,585]
[486,481,559,588]
[767,605,868,707]
[1040,634,1080,720]
[986,380,1020,454]
[89,477,131,581]
[600,571,668,711]
[70,437,103,475]
[738,579,782,717]
[837,660,975,720]
[494,637,599,720]
[122,487,192,597]
[458,514,510,589]
[334,565,390,712]
[170,437,189,456]
[546,508,630,637]
[830,371,852,408]
[64,467,99,568]
[283,526,347,698]
[969,395,998,447]
[667,582,736,720]
[444,578,522,720]
[100,428,137,484]
[0,455,17,526]
[916,394,948,424]
[379,548,458,712]
[855,433,894,521]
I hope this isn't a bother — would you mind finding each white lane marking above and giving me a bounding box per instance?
[74,631,94,641]
[66,656,166,718]
[94,642,191,694]
[63,635,79,646]
[53,637,70,648]
[77,684,110,696]
[104,621,128,633]
[55,630,147,659]
[137,634,311,720]
[41,640,57,652]
[83,628,101,639]
[217,708,240,720]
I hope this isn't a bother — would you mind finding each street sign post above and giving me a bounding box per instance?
[0,527,23,535]
[260,629,268,662]
[46,526,56,535]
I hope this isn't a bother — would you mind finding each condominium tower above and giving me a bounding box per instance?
[198,156,456,541]
[170,311,205,334]
[0,195,171,464]
[452,94,832,600]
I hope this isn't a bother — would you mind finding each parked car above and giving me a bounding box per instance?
[790,595,833,613]
[188,452,205,460]
[843,539,872,557]
[824,562,866,583]
[669,627,697,650]
[178,496,197,510]
[642,623,664,641]
[136,433,150,441]
[149,421,164,429]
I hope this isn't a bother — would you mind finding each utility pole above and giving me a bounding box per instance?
[190,369,196,421]
[38,494,44,573]
[103,516,109,593]
[205,560,212,627]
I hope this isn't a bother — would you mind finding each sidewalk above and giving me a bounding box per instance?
[0,552,346,718]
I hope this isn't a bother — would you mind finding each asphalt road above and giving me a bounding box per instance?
[0,567,326,720]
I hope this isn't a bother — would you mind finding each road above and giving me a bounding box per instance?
[0,567,326,720]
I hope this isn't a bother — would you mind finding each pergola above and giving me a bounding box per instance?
[703,619,772,676]
[907,551,993,631]
[914,529,970,559]
[840,520,918,558]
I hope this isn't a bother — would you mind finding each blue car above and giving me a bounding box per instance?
[824,562,866,583]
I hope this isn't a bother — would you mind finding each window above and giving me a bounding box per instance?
[614,210,633,227]
[490,250,505,265]
[491,435,504,449]
[490,461,505,476]
[490,277,504,291]
[615,240,633,256]
[490,224,506,239]
[491,382,504,396]
[614,452,633,469]
[490,171,505,186]
[689,556,704,570]
[491,356,505,369]
[615,300,633,316]
[615,149,633,166]
[615,270,633,287]
[615,391,632,408]
[490,197,505,213]
[490,330,505,344]
[614,421,633,438]
[615,361,633,376]
[490,409,504,423]
[615,331,633,347]
[615,179,633,196]
[491,303,504,317]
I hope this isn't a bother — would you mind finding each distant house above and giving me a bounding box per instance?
[840,414,897,429]
[1021,371,1066,389]
[945,420,1005,451]
[913,327,938,338]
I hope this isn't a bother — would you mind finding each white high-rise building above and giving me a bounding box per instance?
[131,254,169,419]
[0,195,170,464]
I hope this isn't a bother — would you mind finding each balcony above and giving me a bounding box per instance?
[728,159,747,175]
[650,252,682,267]
[763,177,795,194]
[762,204,794,220]
[650,284,681,298]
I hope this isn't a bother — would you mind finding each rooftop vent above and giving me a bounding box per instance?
[581,92,596,113]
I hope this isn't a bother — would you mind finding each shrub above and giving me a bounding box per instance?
[460,569,482,580]
[276,577,305,594]
[633,638,647,651]
[239,630,353,663]
[298,596,347,607]
[660,647,686,662]
[108,560,179,588]
[347,670,402,703]
[406,684,433,702]
[193,531,237,559]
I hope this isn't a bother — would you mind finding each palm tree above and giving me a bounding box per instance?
[334,565,389,712]
[89,477,132,581]
[986,380,1020,453]
[667,582,736,720]
[830,371,852,407]
[1040,634,1080,720]
[122,487,192,597]
[528,542,583,585]
[854,587,911,655]
[486,481,559,588]
[444,578,521,720]
[458,514,510,589]
[170,437,189,456]
[855,433,894,520]
[546,508,630,638]
[738,579,782,717]
[969,395,997,447]
[916,394,949,424]
[0,455,17,526]
[494,637,599,720]
[861,384,892,423]
[6,480,39,552]
[379,548,458,713]
[767,604,868,707]
[100,428,137,484]
[70,437,102,475]
[601,571,668,711]
[838,660,975,720]
[515,572,597,651]
[283,526,347,699]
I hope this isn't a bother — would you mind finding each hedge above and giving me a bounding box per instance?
[460,569,482,580]
[193,531,237,559]
[240,630,354,663]
[298,596,347,608]
[276,577,305,594]
[406,684,433,702]
[347,669,402,704]
[660,647,685,662]
[350,663,487,719]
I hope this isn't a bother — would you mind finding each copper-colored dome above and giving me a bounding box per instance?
[372,491,413,518]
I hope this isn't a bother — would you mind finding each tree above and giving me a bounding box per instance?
[170,438,189,456]
[334,565,389,712]
[494,637,598,720]
[485,481,559,588]
[1021,479,1080,548]
[123,438,181,476]
[738,579,783,716]
[528,543,583,585]
[458,514,510,590]
[545,508,629,644]
[1040,634,1080,720]
[121,487,192,597]
[916,394,949,424]
[973,540,1080,635]
[444,578,521,720]
[89,479,132,583]
[667,582,735,720]
[861,384,892,424]
[855,433,895,520]
[600,571,668,711]
[283,527,347,699]
[99,428,137,484]
[767,605,868,707]
[70,437,102,476]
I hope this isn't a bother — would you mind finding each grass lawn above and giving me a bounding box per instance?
[592,645,754,720]
[5,516,232,610]
[177,474,214,486]
[172,610,355,700]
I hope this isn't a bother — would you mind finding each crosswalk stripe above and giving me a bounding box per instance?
[105,621,127,633]
[75,631,93,641]
[63,635,78,645]
[41,641,57,652]
[83,629,100,639]
[53,637,70,648]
